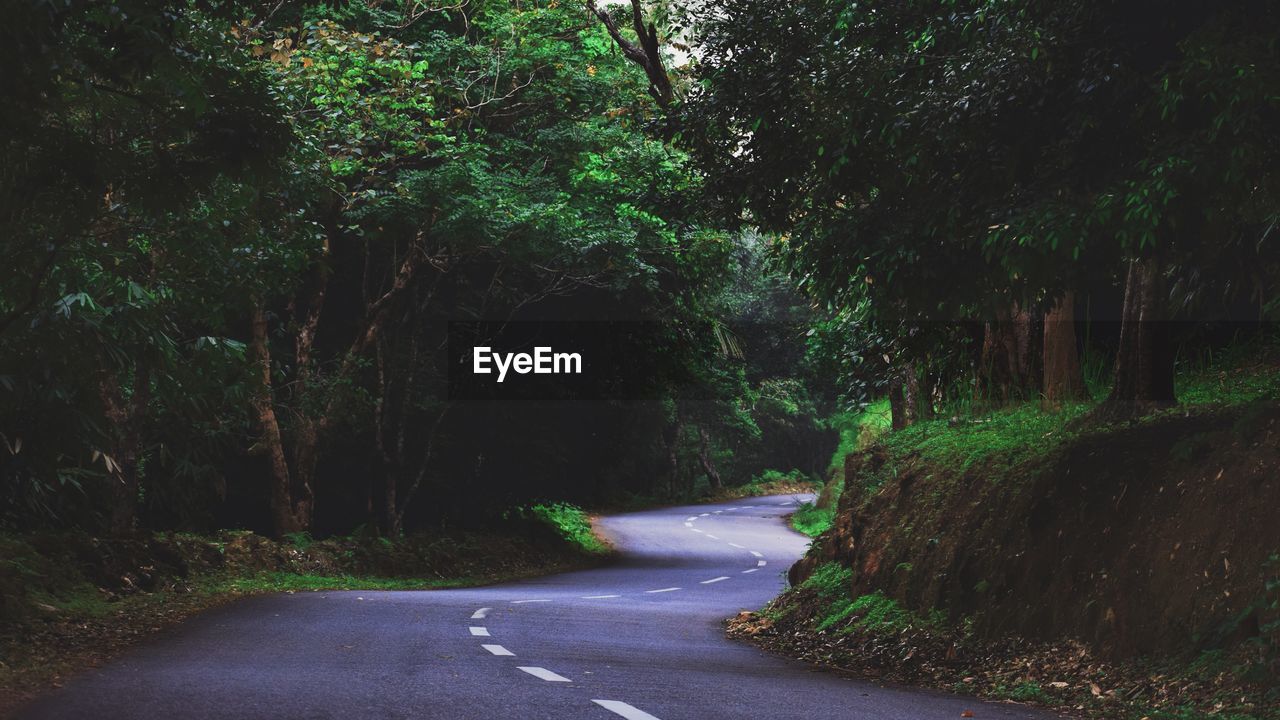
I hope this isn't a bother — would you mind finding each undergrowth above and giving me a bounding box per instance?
[526,502,609,554]
[790,503,834,537]
[796,562,943,634]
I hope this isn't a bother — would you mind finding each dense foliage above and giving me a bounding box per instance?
[5,0,1278,542]
[682,0,1280,416]
[1,0,832,537]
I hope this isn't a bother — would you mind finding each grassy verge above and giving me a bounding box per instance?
[0,508,611,716]
[854,358,1280,506]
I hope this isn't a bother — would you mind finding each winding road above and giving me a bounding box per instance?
[18,496,1055,720]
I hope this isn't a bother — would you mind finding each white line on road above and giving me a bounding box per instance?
[645,587,681,593]
[757,560,767,567]
[705,534,719,540]
[750,551,764,557]
[511,599,552,604]
[471,608,490,619]
[684,522,693,527]
[469,627,490,637]
[742,568,759,573]
[728,543,745,548]
[700,576,730,584]
[689,528,703,533]
[517,666,572,682]
[593,699,662,719]
[685,516,698,522]
[713,510,722,514]
[482,644,514,656]
[582,594,621,599]
[699,513,710,517]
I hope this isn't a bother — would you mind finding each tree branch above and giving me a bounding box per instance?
[584,0,673,106]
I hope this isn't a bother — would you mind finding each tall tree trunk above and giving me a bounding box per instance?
[1102,258,1176,415]
[1042,291,1088,410]
[662,399,682,496]
[976,305,1036,407]
[697,426,722,490]
[395,402,450,536]
[250,303,312,536]
[888,377,908,430]
[901,361,925,424]
[373,338,398,536]
[98,365,150,535]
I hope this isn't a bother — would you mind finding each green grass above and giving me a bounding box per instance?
[790,502,835,537]
[1176,362,1280,406]
[528,502,609,554]
[28,583,115,617]
[858,361,1280,497]
[219,572,470,593]
[995,681,1055,704]
[828,398,892,472]
[884,401,1090,475]
[797,562,940,634]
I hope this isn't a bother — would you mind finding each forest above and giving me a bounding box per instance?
[2,1,1279,719]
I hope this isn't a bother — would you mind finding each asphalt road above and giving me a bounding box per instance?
[18,496,1057,720]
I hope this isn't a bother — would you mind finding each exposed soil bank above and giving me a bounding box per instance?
[744,396,1279,719]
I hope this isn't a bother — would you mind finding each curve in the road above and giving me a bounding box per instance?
[17,495,1061,720]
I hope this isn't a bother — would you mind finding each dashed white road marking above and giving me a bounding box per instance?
[728,543,745,548]
[471,608,490,619]
[582,594,621,599]
[750,551,764,557]
[713,510,723,514]
[742,568,759,573]
[689,528,703,533]
[469,627,490,637]
[699,513,710,517]
[482,644,514,656]
[684,522,693,527]
[685,516,698,522]
[645,587,681,593]
[705,534,719,540]
[593,699,662,719]
[757,560,767,567]
[517,666,572,682]
[700,576,730,584]
[511,599,552,604]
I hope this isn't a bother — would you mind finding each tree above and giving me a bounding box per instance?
[1041,292,1089,410]
[0,0,301,533]
[681,0,1280,418]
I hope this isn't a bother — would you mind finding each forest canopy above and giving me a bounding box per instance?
[2,0,1278,540]
[1,0,831,538]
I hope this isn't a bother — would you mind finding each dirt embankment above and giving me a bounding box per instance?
[793,402,1280,659]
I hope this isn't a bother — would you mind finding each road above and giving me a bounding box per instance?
[18,496,1056,720]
